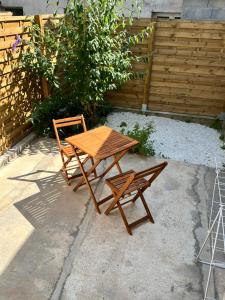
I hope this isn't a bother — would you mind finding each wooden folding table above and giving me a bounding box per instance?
[66,126,138,213]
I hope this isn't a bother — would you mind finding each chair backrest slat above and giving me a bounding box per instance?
[54,116,83,124]
[135,162,168,182]
[55,120,83,128]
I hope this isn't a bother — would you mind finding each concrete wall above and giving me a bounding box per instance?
[182,0,225,20]
[0,0,66,15]
[3,0,225,21]
[140,0,183,17]
[1,0,183,17]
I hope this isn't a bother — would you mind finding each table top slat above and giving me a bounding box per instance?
[65,126,138,159]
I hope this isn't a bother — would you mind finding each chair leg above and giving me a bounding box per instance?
[105,192,154,235]
[113,155,122,174]
[139,191,154,224]
[131,185,149,203]
[61,154,72,185]
[117,201,132,235]
[131,191,139,203]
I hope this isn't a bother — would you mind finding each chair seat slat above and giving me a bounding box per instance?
[61,145,84,158]
[106,170,148,194]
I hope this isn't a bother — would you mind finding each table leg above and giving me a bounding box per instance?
[99,149,128,178]
[73,149,128,192]
[72,148,129,213]
[114,154,122,174]
[74,148,101,214]
[73,158,102,192]
[68,155,90,182]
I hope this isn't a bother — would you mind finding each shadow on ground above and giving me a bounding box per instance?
[0,138,100,300]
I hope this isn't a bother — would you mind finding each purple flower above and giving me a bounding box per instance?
[12,34,22,51]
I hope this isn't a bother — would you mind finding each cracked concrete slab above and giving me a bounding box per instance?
[0,137,103,300]
[60,155,214,300]
[0,138,217,300]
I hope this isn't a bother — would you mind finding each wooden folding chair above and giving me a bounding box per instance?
[101,162,168,235]
[53,115,97,184]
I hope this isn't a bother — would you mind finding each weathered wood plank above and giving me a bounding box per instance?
[156,20,225,30]
[154,48,225,58]
[153,54,225,68]
[150,78,225,92]
[150,86,225,101]
[155,29,225,40]
[154,39,225,50]
[152,64,225,76]
[151,71,225,85]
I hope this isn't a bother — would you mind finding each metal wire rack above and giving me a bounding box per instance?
[196,160,225,300]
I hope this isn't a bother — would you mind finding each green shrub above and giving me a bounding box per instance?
[120,122,155,156]
[210,119,222,131]
[31,94,112,136]
[20,0,153,133]
[31,94,79,136]
[120,121,127,127]
[93,101,112,126]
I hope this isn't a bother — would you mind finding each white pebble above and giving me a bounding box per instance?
[106,112,225,168]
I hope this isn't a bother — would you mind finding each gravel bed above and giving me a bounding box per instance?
[106,112,225,168]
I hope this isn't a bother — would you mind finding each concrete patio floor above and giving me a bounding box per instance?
[0,137,217,299]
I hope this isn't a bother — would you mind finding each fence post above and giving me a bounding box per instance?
[142,19,156,112]
[34,14,49,99]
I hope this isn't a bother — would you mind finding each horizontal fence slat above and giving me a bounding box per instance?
[153,54,225,68]
[149,87,225,102]
[156,20,225,30]
[151,64,225,76]
[150,79,225,93]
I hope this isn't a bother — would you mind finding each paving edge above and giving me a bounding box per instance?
[0,132,37,169]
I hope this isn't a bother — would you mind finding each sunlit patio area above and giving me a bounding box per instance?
[2,1,225,299]
[0,137,217,299]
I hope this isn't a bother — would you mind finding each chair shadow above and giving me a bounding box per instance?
[0,168,89,299]
[24,137,60,156]
[8,169,62,191]
[7,169,84,228]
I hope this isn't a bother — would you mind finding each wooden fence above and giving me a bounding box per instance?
[1,16,225,154]
[107,19,225,116]
[0,15,57,154]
